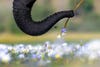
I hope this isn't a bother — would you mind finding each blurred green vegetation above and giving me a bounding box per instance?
[70,0,93,13]
[69,0,100,32]
[0,0,100,44]
[0,0,100,35]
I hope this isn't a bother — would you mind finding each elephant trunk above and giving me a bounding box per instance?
[13,0,74,36]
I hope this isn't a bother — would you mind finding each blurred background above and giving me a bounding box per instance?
[0,0,100,42]
[0,0,100,67]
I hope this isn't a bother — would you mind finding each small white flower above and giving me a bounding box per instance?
[62,43,68,47]
[57,34,61,39]
[1,54,11,63]
[18,54,25,59]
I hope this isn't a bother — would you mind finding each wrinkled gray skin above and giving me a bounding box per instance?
[13,0,74,36]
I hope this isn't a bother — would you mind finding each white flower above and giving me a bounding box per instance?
[1,54,11,63]
[18,54,25,59]
[57,34,61,39]
[62,43,68,47]
[74,44,81,49]
[26,45,33,50]
[86,40,100,51]
[7,46,13,51]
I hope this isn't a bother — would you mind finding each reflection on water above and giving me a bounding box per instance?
[0,37,100,67]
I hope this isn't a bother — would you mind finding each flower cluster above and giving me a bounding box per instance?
[76,40,100,60]
[0,39,100,64]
